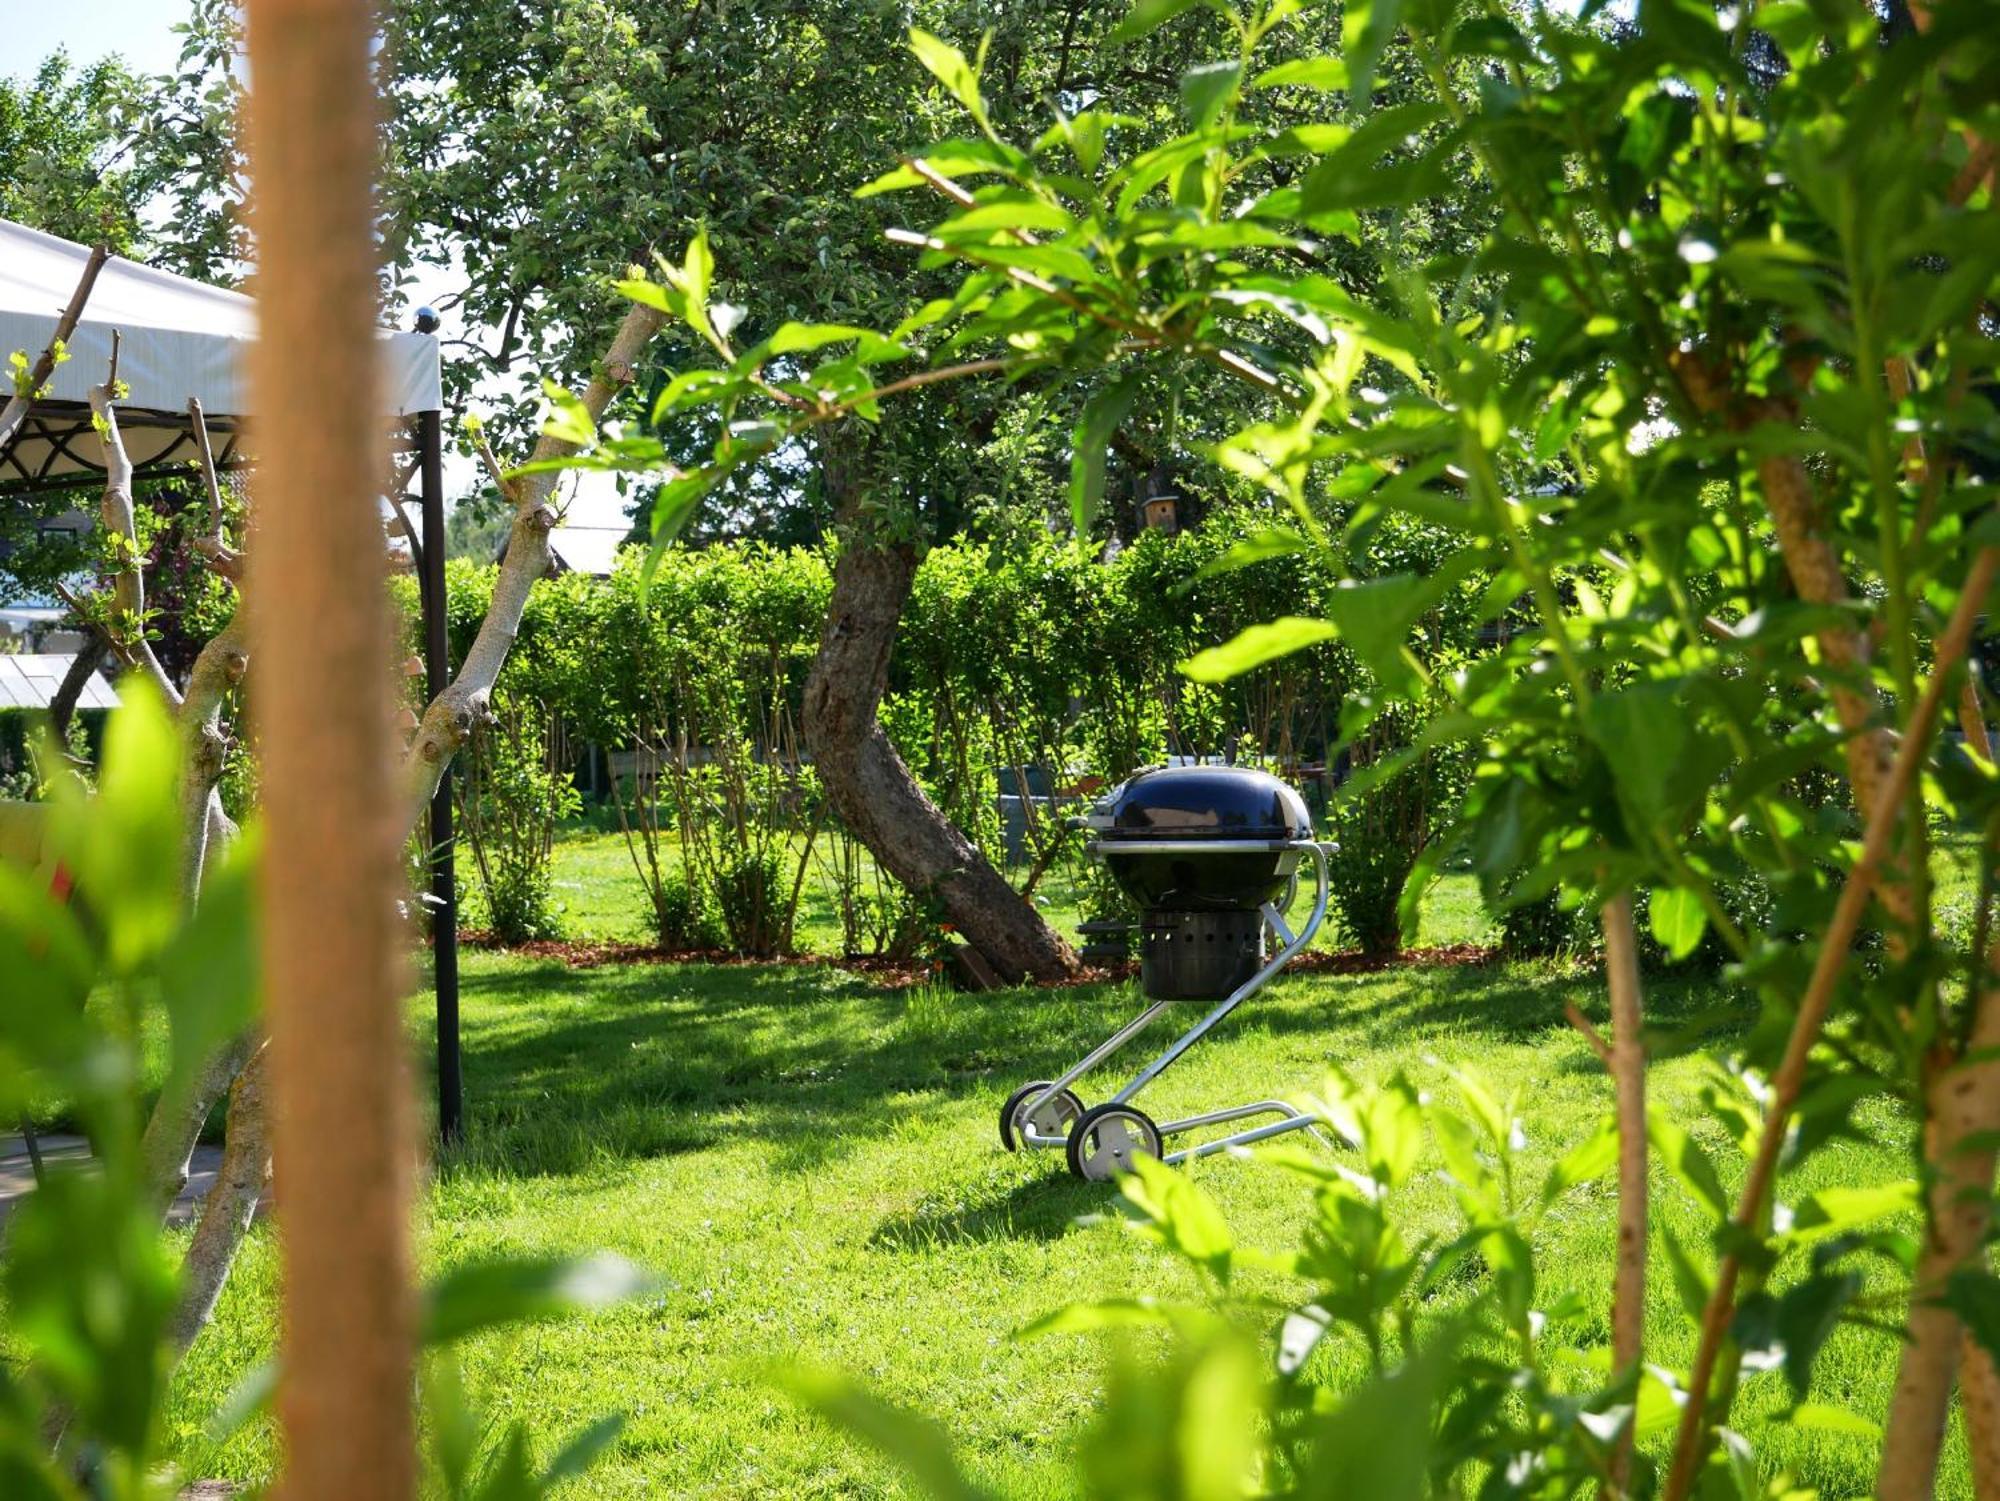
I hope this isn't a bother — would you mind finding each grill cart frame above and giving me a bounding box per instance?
[1001,764,1339,1181]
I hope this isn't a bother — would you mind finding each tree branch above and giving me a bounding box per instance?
[0,244,109,453]
[88,350,180,707]
[400,299,664,828]
[1663,545,2000,1501]
[168,1043,271,1353]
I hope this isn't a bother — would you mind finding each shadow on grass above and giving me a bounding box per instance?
[422,948,1743,1186]
[869,1171,1109,1248]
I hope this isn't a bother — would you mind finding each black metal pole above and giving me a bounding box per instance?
[417,407,462,1144]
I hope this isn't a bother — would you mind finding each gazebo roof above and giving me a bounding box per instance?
[0,216,441,491]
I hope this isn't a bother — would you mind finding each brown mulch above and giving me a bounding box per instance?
[1288,943,1498,975]
[458,930,940,988]
[458,929,1497,990]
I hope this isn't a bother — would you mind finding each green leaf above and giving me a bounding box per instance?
[1320,571,1450,691]
[1648,886,1707,961]
[1296,102,1450,214]
[1119,1152,1235,1286]
[1431,1107,1500,1217]
[541,1413,626,1488]
[1014,1297,1209,1340]
[909,29,989,134]
[1585,680,1720,831]
[1305,1328,1459,1498]
[1180,59,1242,129]
[764,322,876,356]
[156,823,261,1102]
[535,379,596,449]
[420,1254,653,1346]
[1735,1273,1860,1399]
[1069,373,1143,535]
[1541,1114,1618,1205]
[1342,0,1406,105]
[1947,1270,2000,1371]
[1112,0,1206,43]
[1783,1181,1918,1244]
[642,470,721,580]
[1787,1403,1880,1439]
[1647,1108,1731,1221]
[1180,616,1336,682]
[1661,1225,1712,1323]
[681,224,713,311]
[50,677,181,974]
[1252,57,1350,92]
[787,1368,999,1501]
[932,197,1076,236]
[1186,528,1308,586]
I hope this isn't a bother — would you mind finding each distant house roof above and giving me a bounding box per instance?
[545,470,641,578]
[0,654,119,710]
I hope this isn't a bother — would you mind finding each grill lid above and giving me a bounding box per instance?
[1086,764,1312,844]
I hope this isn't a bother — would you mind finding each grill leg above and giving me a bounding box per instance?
[1110,844,1331,1111]
[1018,1001,1174,1147]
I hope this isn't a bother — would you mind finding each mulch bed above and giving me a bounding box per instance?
[458,929,942,988]
[457,930,1497,990]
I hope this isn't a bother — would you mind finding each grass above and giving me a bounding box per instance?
[522,826,1503,956]
[157,833,1973,1499]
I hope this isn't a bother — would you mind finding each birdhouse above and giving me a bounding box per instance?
[1138,464,1183,533]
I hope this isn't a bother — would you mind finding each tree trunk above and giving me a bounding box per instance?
[802,487,1077,985]
[1600,892,1647,1499]
[242,0,417,1492]
[168,1044,271,1353]
[48,633,107,739]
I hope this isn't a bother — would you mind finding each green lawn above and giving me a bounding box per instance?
[158,844,1968,1498]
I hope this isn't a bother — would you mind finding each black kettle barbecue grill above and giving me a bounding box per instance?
[1000,764,1336,1181]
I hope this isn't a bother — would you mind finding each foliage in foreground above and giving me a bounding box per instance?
[800,1066,1905,1498]
[0,690,645,1498]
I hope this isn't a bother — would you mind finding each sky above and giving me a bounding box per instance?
[3,0,187,82]
[2,3,526,505]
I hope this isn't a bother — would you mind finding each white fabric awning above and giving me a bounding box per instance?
[0,216,441,485]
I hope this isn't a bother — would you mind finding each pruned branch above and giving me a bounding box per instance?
[400,299,665,827]
[187,398,245,581]
[87,347,179,708]
[0,243,109,453]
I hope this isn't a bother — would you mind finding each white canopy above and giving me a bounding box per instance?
[0,216,441,485]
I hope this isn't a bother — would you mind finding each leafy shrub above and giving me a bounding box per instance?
[711,847,786,958]
[648,867,722,951]
[1327,710,1469,957]
[1498,889,1578,958]
[0,686,641,1496]
[458,696,579,943]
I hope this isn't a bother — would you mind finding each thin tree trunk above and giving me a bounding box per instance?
[168,1045,271,1353]
[1599,892,1646,1499]
[178,612,249,900]
[48,633,107,739]
[243,0,416,1497]
[87,373,179,706]
[1883,991,2000,1497]
[802,476,1077,985]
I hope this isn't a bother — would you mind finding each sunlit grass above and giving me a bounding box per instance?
[159,853,1965,1497]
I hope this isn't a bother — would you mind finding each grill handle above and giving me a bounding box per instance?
[1086,837,1332,856]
